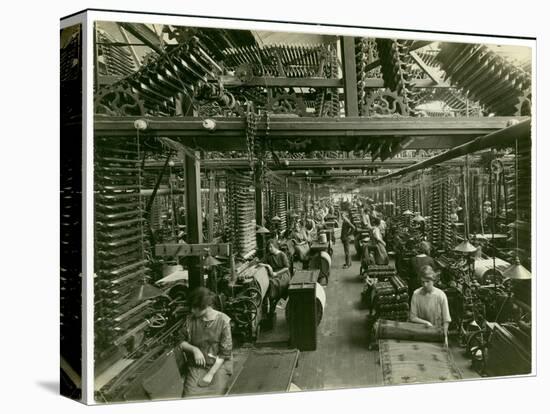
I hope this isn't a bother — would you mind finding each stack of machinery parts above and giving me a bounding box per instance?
[222,43,330,78]
[290,192,301,212]
[94,137,155,364]
[375,39,419,116]
[436,42,531,116]
[225,172,257,258]
[61,29,82,121]
[222,42,340,117]
[95,33,229,117]
[60,135,83,386]
[60,30,82,84]
[268,185,288,235]
[398,187,413,227]
[355,37,383,115]
[428,174,453,251]
[60,25,83,399]
[276,191,288,234]
[314,44,340,118]
[96,29,136,79]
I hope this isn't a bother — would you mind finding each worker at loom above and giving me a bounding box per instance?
[290,220,309,243]
[409,265,452,347]
[371,217,389,265]
[260,238,291,329]
[179,287,233,397]
[289,220,310,264]
[409,241,436,293]
[341,210,356,269]
[360,206,372,229]
[304,215,317,241]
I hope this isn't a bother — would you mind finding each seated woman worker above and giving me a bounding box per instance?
[260,238,292,328]
[289,221,311,263]
[179,287,233,397]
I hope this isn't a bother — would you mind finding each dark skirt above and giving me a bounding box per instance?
[183,361,233,398]
[266,270,291,315]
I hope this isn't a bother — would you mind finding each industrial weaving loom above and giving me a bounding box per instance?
[376,320,462,385]
[94,137,155,364]
[60,11,534,404]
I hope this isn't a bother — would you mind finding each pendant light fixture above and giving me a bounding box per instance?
[503,138,531,280]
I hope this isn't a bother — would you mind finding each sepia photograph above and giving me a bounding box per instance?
[61,11,534,404]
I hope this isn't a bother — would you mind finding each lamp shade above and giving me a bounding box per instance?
[412,214,426,223]
[131,282,164,302]
[454,240,477,254]
[272,215,282,222]
[256,225,271,234]
[403,210,414,216]
[503,257,532,280]
[203,254,222,268]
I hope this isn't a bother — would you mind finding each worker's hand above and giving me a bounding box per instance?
[424,321,433,327]
[193,347,206,367]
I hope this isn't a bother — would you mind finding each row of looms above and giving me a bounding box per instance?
[60,21,533,400]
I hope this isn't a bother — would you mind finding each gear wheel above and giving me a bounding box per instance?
[364,89,408,117]
[94,84,145,116]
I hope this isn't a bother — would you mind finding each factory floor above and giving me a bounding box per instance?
[232,239,479,393]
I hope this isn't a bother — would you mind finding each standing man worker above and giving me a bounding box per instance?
[341,210,356,269]
[409,265,451,347]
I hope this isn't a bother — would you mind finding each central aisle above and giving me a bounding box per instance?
[290,239,383,390]
[248,234,477,391]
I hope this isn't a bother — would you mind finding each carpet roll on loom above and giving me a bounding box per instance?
[375,319,445,343]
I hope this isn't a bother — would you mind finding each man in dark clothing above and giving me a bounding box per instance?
[341,210,356,269]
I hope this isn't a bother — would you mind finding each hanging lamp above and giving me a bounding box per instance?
[130,282,164,302]
[502,138,531,280]
[203,248,222,268]
[256,225,271,234]
[503,256,531,280]
[412,213,425,223]
[454,240,478,254]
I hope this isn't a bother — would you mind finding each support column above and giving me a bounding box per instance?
[184,151,203,288]
[285,178,290,213]
[341,36,359,117]
[254,163,264,226]
[464,155,470,236]
[254,163,265,256]
[207,171,216,242]
[313,184,317,204]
